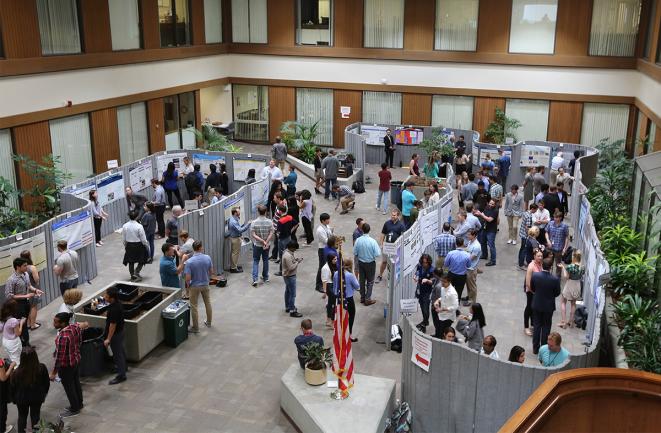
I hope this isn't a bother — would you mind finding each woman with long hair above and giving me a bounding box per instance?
[321,253,338,329]
[508,345,526,363]
[19,251,41,331]
[413,254,435,333]
[246,168,256,184]
[267,180,283,216]
[423,154,439,178]
[161,162,184,208]
[559,249,584,329]
[524,249,544,336]
[89,189,108,247]
[0,300,24,365]
[10,347,50,433]
[456,303,486,351]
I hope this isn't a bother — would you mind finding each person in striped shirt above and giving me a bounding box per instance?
[333,184,355,215]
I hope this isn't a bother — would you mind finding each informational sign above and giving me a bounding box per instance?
[250,180,269,214]
[420,210,439,248]
[106,160,119,169]
[157,152,188,175]
[520,145,551,167]
[479,148,512,166]
[129,159,153,192]
[233,158,266,183]
[51,210,94,252]
[0,233,46,284]
[340,106,351,119]
[184,200,199,211]
[402,223,422,276]
[400,298,418,314]
[96,173,125,206]
[411,332,432,372]
[382,242,398,256]
[223,191,246,225]
[68,183,95,201]
[193,153,226,176]
[395,128,424,145]
[360,125,389,146]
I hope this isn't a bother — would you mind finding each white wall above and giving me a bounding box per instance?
[200,84,233,123]
[1,53,659,123]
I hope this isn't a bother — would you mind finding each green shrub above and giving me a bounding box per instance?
[613,294,661,374]
[484,107,521,144]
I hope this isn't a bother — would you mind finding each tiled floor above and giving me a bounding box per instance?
[20,143,587,432]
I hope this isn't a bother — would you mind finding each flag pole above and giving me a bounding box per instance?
[331,242,349,400]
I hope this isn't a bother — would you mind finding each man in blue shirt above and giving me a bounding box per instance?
[283,165,297,197]
[377,210,406,282]
[159,243,187,288]
[228,207,251,274]
[538,332,570,367]
[544,211,569,276]
[294,319,324,368]
[464,229,482,307]
[333,258,360,342]
[433,223,456,269]
[184,241,215,333]
[353,224,381,306]
[401,182,416,228]
[497,148,511,186]
[480,154,495,176]
[443,238,471,303]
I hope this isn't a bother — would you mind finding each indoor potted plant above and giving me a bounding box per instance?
[302,342,332,386]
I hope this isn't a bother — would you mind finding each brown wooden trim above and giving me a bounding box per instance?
[646,0,661,63]
[636,0,654,58]
[90,108,121,172]
[222,0,232,43]
[637,58,661,83]
[0,77,229,129]
[635,97,661,127]
[140,0,160,49]
[0,0,42,58]
[147,98,165,153]
[191,0,206,45]
[80,0,112,54]
[626,105,638,156]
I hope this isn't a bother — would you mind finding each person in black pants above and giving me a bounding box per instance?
[383,129,395,168]
[11,346,50,433]
[414,254,435,334]
[103,287,127,385]
[334,258,359,343]
[0,357,16,433]
[51,313,88,418]
[530,258,561,354]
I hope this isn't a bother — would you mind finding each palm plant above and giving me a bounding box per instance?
[280,120,320,164]
[193,125,242,152]
[613,294,661,374]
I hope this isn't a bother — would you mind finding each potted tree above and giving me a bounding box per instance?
[302,342,332,386]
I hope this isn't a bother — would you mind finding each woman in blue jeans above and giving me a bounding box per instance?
[413,254,435,334]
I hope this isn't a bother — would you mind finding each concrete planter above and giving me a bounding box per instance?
[286,154,362,187]
[604,295,629,369]
[304,365,327,386]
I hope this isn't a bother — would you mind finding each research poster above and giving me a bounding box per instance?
[402,223,422,276]
[250,180,269,214]
[360,125,389,146]
[420,209,438,248]
[193,153,225,176]
[96,173,125,206]
[223,191,246,225]
[51,210,94,252]
[471,145,479,165]
[479,148,512,166]
[129,159,153,192]
[68,183,95,201]
[411,332,432,372]
[233,158,266,182]
[30,232,47,272]
[157,152,188,175]
[520,145,551,167]
[395,128,424,145]
[0,236,38,284]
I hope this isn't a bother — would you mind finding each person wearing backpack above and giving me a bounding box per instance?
[11,347,50,433]
[185,164,204,200]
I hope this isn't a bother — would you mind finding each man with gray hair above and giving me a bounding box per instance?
[166,205,183,246]
[272,136,288,170]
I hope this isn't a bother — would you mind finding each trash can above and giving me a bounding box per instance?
[162,300,190,348]
[390,181,404,210]
[79,327,106,377]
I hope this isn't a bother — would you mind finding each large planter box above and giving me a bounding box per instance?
[286,154,362,187]
[74,282,181,362]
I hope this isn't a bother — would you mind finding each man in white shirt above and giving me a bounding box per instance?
[182,156,195,175]
[532,200,551,242]
[54,240,80,297]
[480,335,500,360]
[261,159,284,182]
[315,213,333,293]
[122,211,150,281]
[431,273,458,338]
[550,152,565,186]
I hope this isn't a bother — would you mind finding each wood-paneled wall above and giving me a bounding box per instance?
[404,0,435,51]
[334,0,363,48]
[555,0,592,56]
[80,0,112,53]
[90,108,120,171]
[222,0,233,43]
[333,90,362,148]
[473,97,505,140]
[0,0,42,58]
[548,101,583,143]
[402,94,432,126]
[268,87,295,143]
[268,0,295,46]
[191,0,206,45]
[12,121,52,209]
[476,0,512,53]
[147,99,165,153]
[140,0,161,49]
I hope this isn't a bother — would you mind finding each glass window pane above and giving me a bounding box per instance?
[580,103,629,147]
[232,0,267,43]
[435,0,478,51]
[296,88,333,146]
[109,0,141,50]
[249,0,268,43]
[589,0,641,56]
[164,95,180,135]
[204,0,223,43]
[431,95,474,129]
[364,0,404,48]
[179,92,197,149]
[117,103,149,165]
[297,0,332,46]
[0,130,18,209]
[362,92,402,124]
[49,114,94,182]
[505,99,549,142]
[509,0,558,54]
[233,85,269,141]
[231,0,250,42]
[36,0,81,55]
[159,0,190,47]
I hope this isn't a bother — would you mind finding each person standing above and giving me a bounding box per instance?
[543,185,562,215]
[384,129,395,168]
[409,154,420,177]
[531,258,561,354]
[228,208,251,274]
[272,137,288,171]
[433,223,456,270]
[50,312,89,418]
[282,242,303,318]
[53,241,79,297]
[269,192,287,261]
[504,185,524,245]
[522,167,535,210]
[19,251,41,331]
[0,356,15,433]
[184,241,215,333]
[102,287,127,385]
[162,162,184,208]
[297,191,314,246]
[376,210,407,282]
[353,224,381,306]
[321,150,340,199]
[488,176,503,209]
[518,204,537,269]
[261,159,284,182]
[151,179,167,238]
[538,332,570,367]
[472,181,490,211]
[159,243,187,288]
[321,253,338,328]
[456,303,486,351]
[431,271,458,338]
[480,154,495,176]
[275,206,298,276]
[218,163,230,196]
[532,200,551,244]
[559,250,584,329]
[545,211,569,276]
[122,211,149,282]
[376,163,391,215]
[140,203,157,263]
[10,347,49,432]
[413,254,435,333]
[5,259,42,347]
[524,249,543,337]
[465,229,482,307]
[550,152,564,186]
[474,199,498,266]
[313,148,324,194]
[461,174,478,207]
[165,205,183,246]
[245,169,257,185]
[401,181,416,228]
[443,238,471,304]
[203,164,221,193]
[315,213,333,293]
[497,149,511,186]
[1,300,25,365]
[89,189,108,247]
[568,150,580,177]
[182,156,194,175]
[250,205,274,287]
[333,258,359,343]
[532,166,546,198]
[555,182,569,215]
[283,165,298,197]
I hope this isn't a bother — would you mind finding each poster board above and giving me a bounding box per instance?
[411,332,432,372]
[68,183,95,201]
[157,152,188,175]
[479,148,512,166]
[51,211,94,252]
[250,181,269,214]
[0,233,47,284]
[419,209,438,248]
[96,173,125,206]
[471,145,479,165]
[129,159,153,192]
[233,158,266,183]
[192,153,226,176]
[520,145,551,167]
[394,128,424,145]
[223,191,246,225]
[401,223,422,276]
[360,125,389,146]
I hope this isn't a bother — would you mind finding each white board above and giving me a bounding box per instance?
[360,125,389,146]
[68,183,95,201]
[520,145,551,167]
[223,191,246,225]
[96,173,125,206]
[157,152,188,176]
[129,159,153,192]
[233,158,266,183]
[192,153,226,176]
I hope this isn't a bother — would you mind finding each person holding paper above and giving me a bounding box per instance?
[431,271,458,339]
[228,208,251,274]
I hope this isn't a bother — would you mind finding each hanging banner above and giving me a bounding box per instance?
[520,145,551,167]
[419,209,439,248]
[157,152,188,175]
[192,153,226,176]
[223,192,246,225]
[250,181,269,214]
[51,211,94,252]
[411,332,432,372]
[129,159,153,192]
[96,173,125,206]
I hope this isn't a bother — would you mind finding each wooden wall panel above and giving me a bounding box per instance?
[334,0,363,48]
[476,0,511,53]
[191,0,206,45]
[625,105,637,155]
[268,87,296,143]
[147,98,166,153]
[402,94,432,126]
[0,0,42,58]
[12,121,52,209]
[222,0,232,43]
[80,0,112,53]
[547,101,583,144]
[140,0,160,49]
[333,90,362,148]
[653,125,661,152]
[267,0,295,46]
[473,97,505,140]
[90,108,120,171]
[555,0,592,56]
[404,0,435,51]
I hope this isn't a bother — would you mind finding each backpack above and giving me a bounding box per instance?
[185,172,198,191]
[352,180,365,194]
[574,305,588,330]
[562,246,574,264]
[390,324,403,353]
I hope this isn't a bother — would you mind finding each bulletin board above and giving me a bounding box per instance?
[233,158,266,183]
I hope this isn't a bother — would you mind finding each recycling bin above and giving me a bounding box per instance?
[79,327,106,377]
[162,300,190,348]
[390,181,404,209]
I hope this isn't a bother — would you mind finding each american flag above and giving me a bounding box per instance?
[332,256,354,396]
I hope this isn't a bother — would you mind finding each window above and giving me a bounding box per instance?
[589,0,641,56]
[296,88,333,146]
[580,103,629,147]
[117,103,149,165]
[364,0,404,48]
[159,0,191,47]
[231,0,267,43]
[297,0,332,46]
[435,0,478,51]
[643,0,657,59]
[362,92,402,124]
[509,0,558,54]
[36,0,82,55]
[204,0,223,43]
[233,85,269,141]
[164,92,197,150]
[49,114,94,182]
[431,96,474,129]
[505,99,549,142]
[0,130,18,209]
[109,0,141,50]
